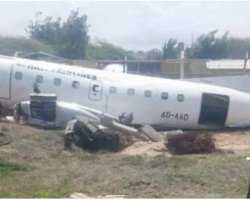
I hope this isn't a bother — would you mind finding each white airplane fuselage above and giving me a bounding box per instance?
[1,55,250,130]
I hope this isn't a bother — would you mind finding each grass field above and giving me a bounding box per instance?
[1,123,250,198]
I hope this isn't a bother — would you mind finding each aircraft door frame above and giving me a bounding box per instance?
[88,80,103,101]
[198,92,229,127]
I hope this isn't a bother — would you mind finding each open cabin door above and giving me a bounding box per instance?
[198,93,229,127]
[0,59,12,99]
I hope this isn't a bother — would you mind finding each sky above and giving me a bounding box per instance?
[0,1,250,51]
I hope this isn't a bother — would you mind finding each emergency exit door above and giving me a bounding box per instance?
[88,80,103,101]
[198,93,229,127]
[0,59,12,99]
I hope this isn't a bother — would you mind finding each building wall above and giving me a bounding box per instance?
[160,60,212,79]
[70,60,98,69]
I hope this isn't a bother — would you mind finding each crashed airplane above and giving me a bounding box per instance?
[1,55,250,136]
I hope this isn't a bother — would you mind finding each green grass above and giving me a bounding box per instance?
[0,159,28,178]
[151,194,164,198]
[0,123,250,198]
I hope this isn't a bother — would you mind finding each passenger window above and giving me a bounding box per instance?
[109,86,117,94]
[161,92,168,100]
[15,71,22,80]
[72,81,80,89]
[54,78,61,86]
[144,90,152,98]
[127,88,135,96]
[177,94,184,102]
[36,75,43,83]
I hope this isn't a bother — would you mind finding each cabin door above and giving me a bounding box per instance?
[88,80,103,101]
[198,93,229,127]
[88,80,107,112]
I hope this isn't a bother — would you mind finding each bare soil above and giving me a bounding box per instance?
[120,131,250,157]
[215,132,250,151]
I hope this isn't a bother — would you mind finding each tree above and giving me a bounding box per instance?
[190,30,229,59]
[85,41,137,60]
[0,36,54,56]
[26,15,61,46]
[227,38,250,59]
[57,9,90,59]
[162,38,179,59]
[147,49,162,60]
[26,8,90,59]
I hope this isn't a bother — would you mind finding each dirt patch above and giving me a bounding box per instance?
[120,131,250,157]
[215,132,250,152]
[120,132,216,157]
[120,141,170,157]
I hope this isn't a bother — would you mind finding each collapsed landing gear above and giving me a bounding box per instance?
[13,103,28,125]
[64,134,74,150]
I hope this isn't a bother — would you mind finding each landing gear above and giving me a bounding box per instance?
[13,103,28,125]
[64,135,74,150]
[13,103,22,123]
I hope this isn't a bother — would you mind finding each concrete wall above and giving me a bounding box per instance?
[160,59,212,79]
[70,60,99,69]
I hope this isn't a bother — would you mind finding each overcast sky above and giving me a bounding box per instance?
[0,1,250,51]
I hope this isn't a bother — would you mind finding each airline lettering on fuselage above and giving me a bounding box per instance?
[16,63,97,80]
[161,111,189,121]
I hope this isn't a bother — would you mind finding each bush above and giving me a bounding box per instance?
[165,132,216,155]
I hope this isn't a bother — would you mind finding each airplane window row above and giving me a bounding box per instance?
[15,72,80,89]
[109,86,184,102]
[14,71,184,102]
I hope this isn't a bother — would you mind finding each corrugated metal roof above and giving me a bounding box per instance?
[206,60,250,69]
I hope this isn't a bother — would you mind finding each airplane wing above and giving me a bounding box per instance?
[15,93,163,142]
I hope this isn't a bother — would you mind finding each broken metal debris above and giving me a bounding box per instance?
[64,118,135,152]
[69,193,125,199]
